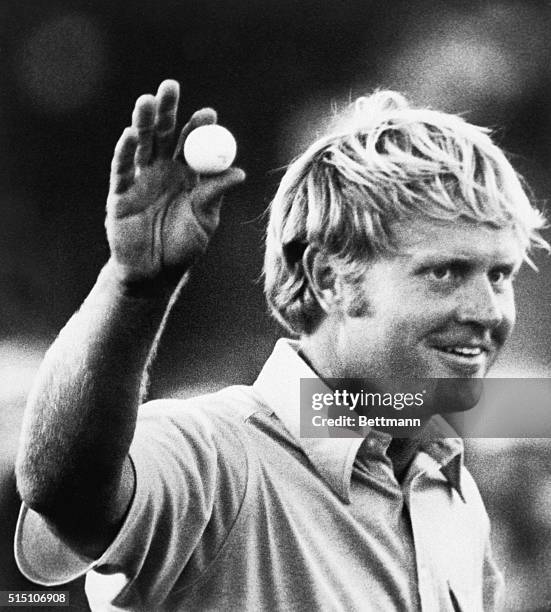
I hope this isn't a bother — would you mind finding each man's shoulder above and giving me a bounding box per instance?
[130,385,271,493]
[138,384,271,436]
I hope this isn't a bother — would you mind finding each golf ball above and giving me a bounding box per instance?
[183,124,237,174]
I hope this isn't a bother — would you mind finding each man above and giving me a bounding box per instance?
[14,80,547,610]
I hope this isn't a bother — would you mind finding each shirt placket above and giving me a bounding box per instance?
[405,466,454,612]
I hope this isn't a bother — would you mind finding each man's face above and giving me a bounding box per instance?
[337,219,524,380]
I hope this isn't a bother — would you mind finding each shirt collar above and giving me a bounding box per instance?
[418,416,465,500]
[253,339,464,502]
[253,339,363,502]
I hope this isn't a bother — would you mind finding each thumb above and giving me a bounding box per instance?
[190,167,246,217]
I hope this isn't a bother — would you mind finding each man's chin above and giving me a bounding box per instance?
[401,362,486,415]
[430,377,484,414]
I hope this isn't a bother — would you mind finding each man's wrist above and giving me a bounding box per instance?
[101,259,189,301]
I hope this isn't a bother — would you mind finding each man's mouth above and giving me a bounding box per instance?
[429,341,491,374]
[439,346,483,357]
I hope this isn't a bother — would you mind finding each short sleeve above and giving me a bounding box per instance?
[15,398,249,610]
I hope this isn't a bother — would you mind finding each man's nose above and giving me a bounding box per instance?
[454,276,503,329]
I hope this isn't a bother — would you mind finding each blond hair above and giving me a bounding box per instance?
[264,91,548,335]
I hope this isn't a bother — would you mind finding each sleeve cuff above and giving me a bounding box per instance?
[14,503,96,586]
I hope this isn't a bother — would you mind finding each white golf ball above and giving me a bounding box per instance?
[183,124,237,174]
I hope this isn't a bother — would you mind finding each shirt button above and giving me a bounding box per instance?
[365,438,380,453]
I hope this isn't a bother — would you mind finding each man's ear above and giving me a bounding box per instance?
[302,246,341,313]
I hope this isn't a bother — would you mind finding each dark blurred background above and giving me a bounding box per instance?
[1,1,550,610]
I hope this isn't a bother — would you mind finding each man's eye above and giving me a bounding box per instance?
[428,266,452,281]
[489,268,512,285]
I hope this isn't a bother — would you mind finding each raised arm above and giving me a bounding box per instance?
[15,80,245,557]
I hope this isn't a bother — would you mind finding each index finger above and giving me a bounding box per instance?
[174,107,218,163]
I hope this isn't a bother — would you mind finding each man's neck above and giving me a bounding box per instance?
[299,334,429,482]
[387,437,422,483]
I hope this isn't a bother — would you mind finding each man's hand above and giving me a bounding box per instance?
[106,80,245,286]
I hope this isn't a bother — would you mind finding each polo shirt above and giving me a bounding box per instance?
[15,339,503,611]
